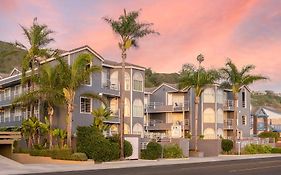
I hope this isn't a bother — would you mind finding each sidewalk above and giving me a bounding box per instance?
[1,154,281,175]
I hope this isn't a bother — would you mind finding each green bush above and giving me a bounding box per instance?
[14,148,29,154]
[76,126,119,162]
[50,148,73,160]
[70,153,88,161]
[141,142,162,160]
[30,149,51,157]
[108,135,133,158]
[271,147,281,153]
[243,144,272,154]
[258,131,279,142]
[163,144,183,158]
[221,139,233,153]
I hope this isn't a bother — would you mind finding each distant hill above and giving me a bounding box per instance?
[145,68,180,88]
[251,92,281,109]
[0,41,25,73]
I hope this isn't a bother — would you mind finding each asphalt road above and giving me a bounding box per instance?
[29,157,281,175]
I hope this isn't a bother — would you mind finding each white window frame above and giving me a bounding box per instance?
[242,115,247,125]
[14,85,22,97]
[14,107,21,121]
[133,72,143,92]
[4,88,11,100]
[4,108,10,123]
[80,97,92,114]
[133,99,144,118]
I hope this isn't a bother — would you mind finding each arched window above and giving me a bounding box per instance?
[110,71,119,90]
[203,88,215,103]
[124,123,130,134]
[133,123,143,137]
[203,108,215,123]
[133,72,143,91]
[110,98,118,114]
[124,98,130,117]
[133,99,143,117]
[217,128,224,138]
[217,90,224,104]
[125,72,130,91]
[203,128,215,139]
[217,108,224,123]
[110,125,118,135]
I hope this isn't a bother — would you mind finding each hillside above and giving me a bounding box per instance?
[251,92,281,109]
[145,68,180,88]
[0,41,25,73]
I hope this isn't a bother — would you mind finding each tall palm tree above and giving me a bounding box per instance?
[15,17,55,116]
[57,53,101,148]
[103,9,159,159]
[220,59,267,150]
[179,54,220,152]
[13,63,64,149]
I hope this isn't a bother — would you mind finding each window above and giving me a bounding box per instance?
[217,109,224,123]
[80,97,92,113]
[203,108,215,123]
[0,90,3,101]
[110,98,118,116]
[203,88,215,103]
[203,128,216,139]
[133,99,143,117]
[84,63,92,86]
[242,91,246,108]
[217,90,224,104]
[4,88,11,100]
[125,72,130,91]
[102,69,110,88]
[110,71,119,90]
[242,116,247,125]
[133,72,143,92]
[14,107,21,121]
[133,123,143,137]
[14,85,21,97]
[125,98,130,117]
[4,108,10,123]
[0,112,4,123]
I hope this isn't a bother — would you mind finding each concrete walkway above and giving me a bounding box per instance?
[1,154,281,175]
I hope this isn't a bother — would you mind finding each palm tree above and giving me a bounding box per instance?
[92,107,112,132]
[21,116,40,148]
[15,17,55,116]
[103,9,159,159]
[220,59,267,150]
[56,53,101,148]
[13,63,64,149]
[179,54,220,152]
[52,128,67,148]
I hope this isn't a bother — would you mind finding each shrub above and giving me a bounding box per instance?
[271,147,281,154]
[141,142,162,160]
[163,144,183,158]
[221,139,233,153]
[50,148,73,160]
[76,126,119,162]
[258,131,279,142]
[14,148,29,154]
[70,153,88,161]
[108,135,133,158]
[243,144,272,154]
[30,149,51,157]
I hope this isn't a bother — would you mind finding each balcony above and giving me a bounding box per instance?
[224,119,234,129]
[223,100,234,111]
[147,119,189,131]
[103,108,120,124]
[101,79,120,97]
[145,101,189,113]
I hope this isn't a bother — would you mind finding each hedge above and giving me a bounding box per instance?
[141,142,162,160]
[163,144,183,158]
[29,149,52,157]
[221,139,233,153]
[242,144,272,154]
[77,126,134,162]
[271,147,281,153]
[258,131,279,142]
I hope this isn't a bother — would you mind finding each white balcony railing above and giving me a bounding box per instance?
[224,119,234,129]
[224,100,234,110]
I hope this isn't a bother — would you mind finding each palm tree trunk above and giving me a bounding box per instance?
[28,136,32,149]
[119,47,126,160]
[233,93,238,152]
[67,103,73,148]
[48,106,54,149]
[194,96,200,151]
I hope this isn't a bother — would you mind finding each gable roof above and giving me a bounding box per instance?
[9,67,21,76]
[103,59,146,70]
[0,73,9,79]
[150,83,179,94]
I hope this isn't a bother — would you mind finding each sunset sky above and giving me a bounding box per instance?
[0,0,280,92]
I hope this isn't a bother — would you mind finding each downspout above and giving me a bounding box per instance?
[215,86,218,138]
[130,68,133,134]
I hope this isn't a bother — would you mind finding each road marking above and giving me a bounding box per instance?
[229,165,281,173]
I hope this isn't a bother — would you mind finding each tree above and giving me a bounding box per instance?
[20,116,41,148]
[52,128,67,148]
[91,107,112,132]
[15,17,55,116]
[220,59,267,150]
[179,54,220,151]
[56,53,101,148]
[13,63,64,149]
[103,9,159,159]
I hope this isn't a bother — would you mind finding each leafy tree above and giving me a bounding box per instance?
[91,107,112,132]
[15,17,55,115]
[56,53,101,148]
[20,116,42,148]
[179,54,220,151]
[220,59,267,149]
[103,9,159,159]
[52,128,67,148]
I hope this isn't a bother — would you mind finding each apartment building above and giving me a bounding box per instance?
[0,45,145,137]
[144,83,251,140]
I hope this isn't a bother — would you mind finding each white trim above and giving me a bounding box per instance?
[80,96,92,114]
[102,63,145,71]
[130,68,133,134]
[9,68,21,76]
[151,83,178,94]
